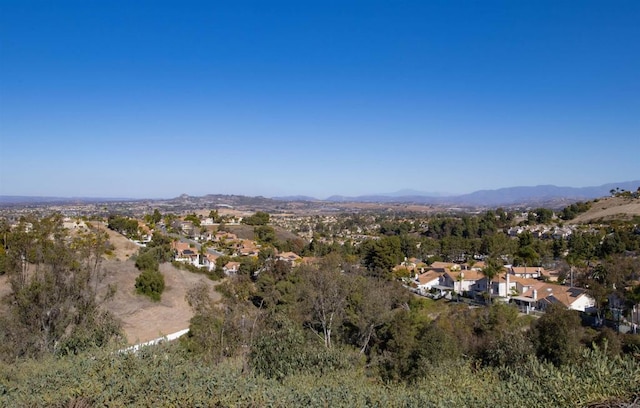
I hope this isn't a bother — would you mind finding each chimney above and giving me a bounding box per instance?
[532,289,538,301]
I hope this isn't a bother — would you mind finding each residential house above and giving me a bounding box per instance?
[223,261,241,276]
[172,241,200,266]
[462,261,485,271]
[538,286,596,312]
[414,270,442,293]
[441,269,485,294]
[474,273,517,299]
[239,239,261,257]
[430,261,461,271]
[63,217,87,230]
[202,253,219,272]
[552,227,573,239]
[201,217,215,226]
[510,280,595,313]
[509,265,545,279]
[278,251,302,265]
[508,226,525,237]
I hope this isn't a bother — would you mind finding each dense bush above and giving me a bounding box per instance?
[560,201,591,220]
[132,233,174,301]
[134,269,165,301]
[249,314,363,380]
[134,251,159,272]
[242,211,270,226]
[107,215,140,238]
[1,343,637,408]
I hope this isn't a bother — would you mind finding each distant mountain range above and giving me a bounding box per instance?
[275,180,640,207]
[2,180,639,208]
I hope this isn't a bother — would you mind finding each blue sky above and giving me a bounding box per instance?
[1,1,639,199]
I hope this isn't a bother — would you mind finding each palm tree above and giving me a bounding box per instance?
[456,272,464,302]
[482,257,504,304]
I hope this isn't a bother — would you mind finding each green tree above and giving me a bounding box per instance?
[361,236,403,277]
[242,211,270,226]
[475,303,533,367]
[183,280,257,363]
[533,208,554,224]
[481,257,504,304]
[184,213,201,227]
[144,209,162,226]
[255,225,277,245]
[514,245,540,266]
[208,210,221,222]
[0,214,122,359]
[344,277,403,354]
[107,215,140,239]
[532,303,584,366]
[135,251,159,272]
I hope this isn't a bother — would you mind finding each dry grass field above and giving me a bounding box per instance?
[570,196,640,224]
[93,221,222,344]
[98,259,220,344]
[88,221,139,261]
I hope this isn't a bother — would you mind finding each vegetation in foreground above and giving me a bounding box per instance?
[1,341,638,408]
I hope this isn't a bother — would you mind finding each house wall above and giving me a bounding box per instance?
[569,295,596,312]
[416,278,440,291]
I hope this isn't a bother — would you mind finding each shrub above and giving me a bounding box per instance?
[134,269,165,301]
[249,314,362,380]
[134,251,159,272]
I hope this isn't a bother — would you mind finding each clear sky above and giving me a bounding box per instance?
[1,1,639,199]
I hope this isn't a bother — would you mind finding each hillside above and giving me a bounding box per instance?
[569,196,640,224]
[97,259,220,345]
[94,224,221,344]
[89,221,139,261]
[0,223,221,346]
[0,263,220,348]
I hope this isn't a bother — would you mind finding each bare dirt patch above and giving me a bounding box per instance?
[98,260,221,344]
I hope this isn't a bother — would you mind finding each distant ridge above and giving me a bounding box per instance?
[2,180,638,207]
[268,180,640,207]
[322,180,640,207]
[452,181,640,206]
